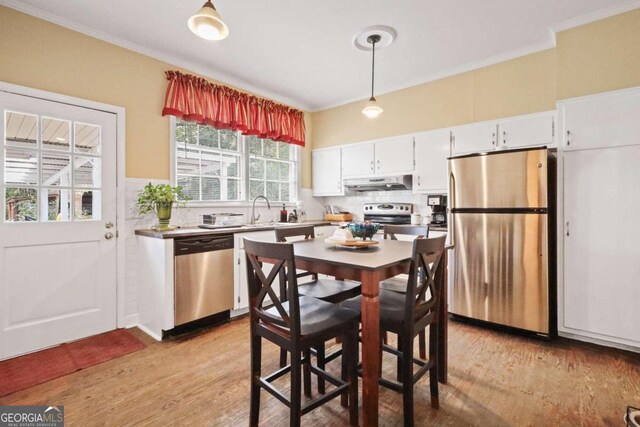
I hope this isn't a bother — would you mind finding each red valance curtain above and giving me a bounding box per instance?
[162,70,305,147]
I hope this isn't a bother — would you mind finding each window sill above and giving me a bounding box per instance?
[184,200,300,209]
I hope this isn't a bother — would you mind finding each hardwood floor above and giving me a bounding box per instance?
[1,317,639,426]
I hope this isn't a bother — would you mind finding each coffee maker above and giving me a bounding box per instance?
[427,195,447,227]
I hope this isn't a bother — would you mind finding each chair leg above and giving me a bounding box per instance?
[396,336,403,382]
[290,346,302,427]
[341,339,348,408]
[419,329,426,360]
[280,348,287,368]
[316,344,326,394]
[347,324,359,426]
[429,323,440,409]
[401,335,414,427]
[303,349,312,398]
[250,334,262,427]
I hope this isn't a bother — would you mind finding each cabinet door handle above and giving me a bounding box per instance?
[566,130,571,146]
[370,160,374,171]
[417,176,421,186]
[377,160,380,170]
[492,133,496,145]
[337,181,341,189]
[566,221,570,236]
[503,131,507,144]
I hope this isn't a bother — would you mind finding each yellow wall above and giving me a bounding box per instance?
[0,6,313,188]
[557,8,640,100]
[312,8,640,148]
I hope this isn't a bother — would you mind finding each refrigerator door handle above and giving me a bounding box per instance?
[566,221,570,236]
[449,171,457,247]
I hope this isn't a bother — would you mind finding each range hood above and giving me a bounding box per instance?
[343,175,413,192]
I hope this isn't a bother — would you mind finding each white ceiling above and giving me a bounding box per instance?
[2,0,639,111]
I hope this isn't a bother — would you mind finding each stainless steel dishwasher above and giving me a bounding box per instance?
[174,235,234,326]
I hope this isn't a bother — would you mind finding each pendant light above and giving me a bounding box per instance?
[188,1,229,41]
[362,34,383,119]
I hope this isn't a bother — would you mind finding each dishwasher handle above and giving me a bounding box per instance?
[175,235,234,255]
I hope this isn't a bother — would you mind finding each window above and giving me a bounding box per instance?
[173,118,298,203]
[4,111,102,222]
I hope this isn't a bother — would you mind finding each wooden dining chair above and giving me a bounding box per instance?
[342,235,447,427]
[244,238,359,427]
[275,225,361,393]
[381,224,430,359]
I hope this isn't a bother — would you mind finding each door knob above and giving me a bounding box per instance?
[105,232,114,240]
[105,222,114,229]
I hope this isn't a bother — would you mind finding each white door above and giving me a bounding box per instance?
[561,88,640,152]
[341,143,374,178]
[413,129,450,193]
[0,91,117,359]
[375,137,414,175]
[498,112,555,149]
[312,148,343,196]
[451,122,498,155]
[563,146,640,343]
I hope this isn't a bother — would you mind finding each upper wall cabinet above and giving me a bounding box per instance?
[450,121,498,155]
[341,136,414,179]
[312,147,343,197]
[560,87,640,151]
[341,143,375,178]
[498,112,555,149]
[413,129,450,194]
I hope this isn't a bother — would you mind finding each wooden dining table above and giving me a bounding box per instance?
[290,238,450,426]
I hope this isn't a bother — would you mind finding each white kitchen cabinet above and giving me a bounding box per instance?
[560,87,640,151]
[451,121,498,155]
[498,111,555,149]
[563,146,640,346]
[314,225,337,238]
[413,129,450,193]
[312,147,343,196]
[341,143,375,178]
[374,136,414,175]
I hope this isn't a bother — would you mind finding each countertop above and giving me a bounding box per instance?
[135,220,332,239]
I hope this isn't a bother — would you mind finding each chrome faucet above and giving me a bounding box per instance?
[250,195,271,225]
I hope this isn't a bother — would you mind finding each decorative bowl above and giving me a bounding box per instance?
[346,222,380,240]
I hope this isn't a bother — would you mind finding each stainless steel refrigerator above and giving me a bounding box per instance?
[448,147,556,336]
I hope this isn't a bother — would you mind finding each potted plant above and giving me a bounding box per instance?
[137,183,189,229]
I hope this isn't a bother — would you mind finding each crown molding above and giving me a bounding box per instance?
[550,0,640,33]
[0,0,313,111]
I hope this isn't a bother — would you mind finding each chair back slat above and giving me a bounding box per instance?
[244,238,301,335]
[275,225,315,242]
[384,224,429,241]
[403,235,447,328]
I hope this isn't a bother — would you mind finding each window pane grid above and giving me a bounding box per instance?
[3,111,102,222]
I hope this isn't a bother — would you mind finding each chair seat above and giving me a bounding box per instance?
[298,278,361,304]
[266,296,360,337]
[379,276,408,293]
[341,289,432,332]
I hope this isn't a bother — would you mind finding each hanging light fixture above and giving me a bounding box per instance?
[188,1,229,41]
[362,34,383,118]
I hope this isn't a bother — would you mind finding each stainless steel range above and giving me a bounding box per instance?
[363,203,413,225]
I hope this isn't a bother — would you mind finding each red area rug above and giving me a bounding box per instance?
[0,329,145,397]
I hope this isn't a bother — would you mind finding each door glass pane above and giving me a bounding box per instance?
[41,117,71,151]
[202,177,220,201]
[176,145,199,175]
[5,148,38,185]
[74,190,100,220]
[41,153,71,186]
[74,156,101,188]
[5,187,37,222]
[177,176,200,201]
[5,111,37,149]
[74,123,101,154]
[201,151,221,176]
[43,189,71,221]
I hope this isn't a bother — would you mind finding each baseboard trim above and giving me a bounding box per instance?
[136,323,163,342]
[124,313,139,328]
[559,331,640,354]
